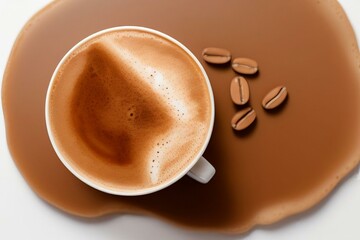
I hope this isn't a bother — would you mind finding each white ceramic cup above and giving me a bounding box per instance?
[45,26,215,196]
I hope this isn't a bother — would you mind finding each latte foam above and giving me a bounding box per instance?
[48,29,212,193]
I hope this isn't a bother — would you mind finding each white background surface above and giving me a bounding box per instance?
[1,1,360,239]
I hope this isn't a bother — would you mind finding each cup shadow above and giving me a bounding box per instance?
[46,163,358,239]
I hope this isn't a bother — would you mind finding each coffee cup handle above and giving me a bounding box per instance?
[187,157,215,184]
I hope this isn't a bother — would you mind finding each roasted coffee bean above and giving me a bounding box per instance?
[202,47,231,64]
[231,107,256,131]
[232,58,258,75]
[262,86,288,110]
[230,76,250,105]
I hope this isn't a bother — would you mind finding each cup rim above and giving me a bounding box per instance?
[45,26,215,196]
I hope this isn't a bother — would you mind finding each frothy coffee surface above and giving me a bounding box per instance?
[48,29,212,192]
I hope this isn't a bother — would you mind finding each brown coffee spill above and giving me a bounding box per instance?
[2,0,360,234]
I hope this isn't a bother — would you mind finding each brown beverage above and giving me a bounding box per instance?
[47,29,213,193]
[3,0,360,233]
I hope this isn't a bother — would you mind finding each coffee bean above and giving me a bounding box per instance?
[230,76,249,105]
[262,86,288,110]
[202,47,231,64]
[231,107,256,131]
[232,58,258,75]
